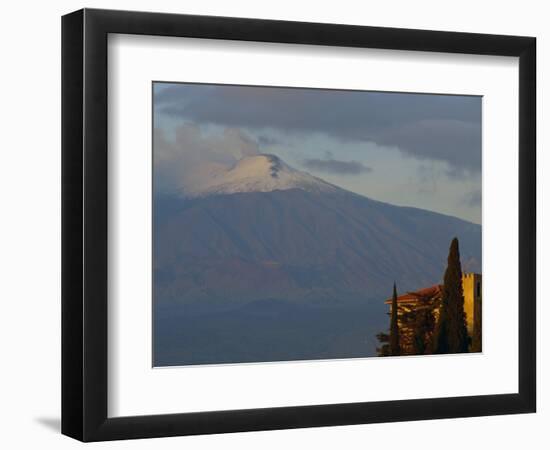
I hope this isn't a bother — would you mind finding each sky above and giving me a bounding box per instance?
[153,82,482,224]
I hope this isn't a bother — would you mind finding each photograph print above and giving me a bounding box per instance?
[153,82,482,367]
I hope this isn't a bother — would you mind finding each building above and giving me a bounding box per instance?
[385,273,482,354]
[462,273,482,335]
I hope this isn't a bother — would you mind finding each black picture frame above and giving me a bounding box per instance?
[62,8,536,442]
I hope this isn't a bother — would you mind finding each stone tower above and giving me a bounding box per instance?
[462,273,482,335]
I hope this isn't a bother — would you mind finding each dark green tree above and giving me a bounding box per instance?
[398,290,439,355]
[375,331,390,356]
[389,283,401,356]
[411,307,436,355]
[432,237,469,354]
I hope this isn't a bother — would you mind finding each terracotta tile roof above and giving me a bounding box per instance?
[384,284,442,304]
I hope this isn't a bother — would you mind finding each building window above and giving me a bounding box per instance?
[476,281,481,297]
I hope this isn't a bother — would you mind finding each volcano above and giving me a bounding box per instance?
[153,154,481,365]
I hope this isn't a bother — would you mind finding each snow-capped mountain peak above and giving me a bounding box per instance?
[183,154,339,197]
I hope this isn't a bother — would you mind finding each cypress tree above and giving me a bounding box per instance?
[433,237,469,354]
[389,283,401,356]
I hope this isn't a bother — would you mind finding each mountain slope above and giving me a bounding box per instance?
[154,182,481,309]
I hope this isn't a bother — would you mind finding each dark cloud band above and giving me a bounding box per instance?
[302,158,372,175]
[154,82,482,173]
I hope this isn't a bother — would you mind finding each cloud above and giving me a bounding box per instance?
[154,83,482,173]
[376,119,481,175]
[257,135,281,146]
[462,189,482,207]
[153,124,261,194]
[302,153,372,175]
